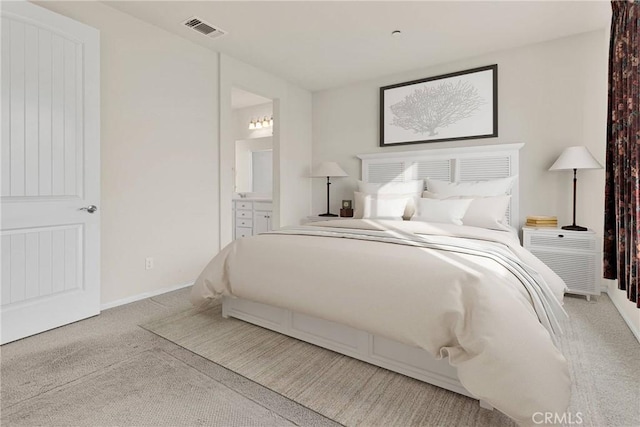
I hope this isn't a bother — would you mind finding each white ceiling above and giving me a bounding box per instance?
[231,87,272,109]
[105,1,610,92]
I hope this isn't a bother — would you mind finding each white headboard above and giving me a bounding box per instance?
[357,143,524,227]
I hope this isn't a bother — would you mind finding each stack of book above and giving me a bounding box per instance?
[525,216,558,228]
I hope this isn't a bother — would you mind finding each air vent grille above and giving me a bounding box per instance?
[182,17,227,39]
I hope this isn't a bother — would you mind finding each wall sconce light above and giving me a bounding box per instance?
[248,116,274,130]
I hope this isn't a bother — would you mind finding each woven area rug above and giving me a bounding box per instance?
[2,348,296,426]
[142,296,639,427]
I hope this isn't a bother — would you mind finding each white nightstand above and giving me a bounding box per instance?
[523,227,600,301]
[302,216,353,225]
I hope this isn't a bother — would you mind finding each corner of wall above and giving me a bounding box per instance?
[605,279,640,343]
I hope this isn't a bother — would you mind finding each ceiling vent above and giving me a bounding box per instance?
[182,17,227,39]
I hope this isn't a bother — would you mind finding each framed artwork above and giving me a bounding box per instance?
[380,65,498,147]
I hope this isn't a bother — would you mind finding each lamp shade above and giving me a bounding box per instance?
[549,146,603,171]
[311,162,348,177]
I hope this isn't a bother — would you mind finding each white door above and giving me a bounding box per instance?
[1,1,100,344]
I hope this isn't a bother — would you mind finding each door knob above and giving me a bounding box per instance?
[79,205,98,214]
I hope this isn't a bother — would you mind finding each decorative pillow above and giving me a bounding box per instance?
[356,180,424,219]
[422,191,512,231]
[357,193,408,220]
[411,198,473,226]
[354,192,417,220]
[425,176,517,197]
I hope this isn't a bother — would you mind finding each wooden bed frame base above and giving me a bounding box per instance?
[222,296,493,410]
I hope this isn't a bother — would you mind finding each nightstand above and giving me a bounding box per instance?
[523,227,600,301]
[302,216,353,225]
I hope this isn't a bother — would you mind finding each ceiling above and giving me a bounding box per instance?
[231,87,272,109]
[105,1,610,92]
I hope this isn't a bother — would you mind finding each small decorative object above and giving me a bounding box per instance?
[311,162,349,217]
[380,65,498,146]
[549,146,603,231]
[340,200,354,217]
[340,208,354,218]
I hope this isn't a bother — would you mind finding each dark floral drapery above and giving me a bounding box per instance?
[603,0,640,307]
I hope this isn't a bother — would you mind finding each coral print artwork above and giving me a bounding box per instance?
[380,65,498,146]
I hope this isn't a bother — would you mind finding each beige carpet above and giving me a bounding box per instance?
[142,295,639,427]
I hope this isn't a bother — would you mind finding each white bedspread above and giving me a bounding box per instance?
[191,219,571,426]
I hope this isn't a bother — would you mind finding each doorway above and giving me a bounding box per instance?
[230,87,274,240]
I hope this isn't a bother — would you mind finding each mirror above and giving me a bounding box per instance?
[235,136,273,195]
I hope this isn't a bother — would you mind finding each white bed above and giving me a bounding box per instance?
[191,143,571,426]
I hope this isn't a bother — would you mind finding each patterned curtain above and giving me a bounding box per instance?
[603,0,640,307]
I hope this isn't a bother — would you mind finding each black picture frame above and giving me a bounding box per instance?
[380,65,498,147]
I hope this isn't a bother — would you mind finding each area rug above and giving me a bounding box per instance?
[142,296,639,427]
[1,348,295,426]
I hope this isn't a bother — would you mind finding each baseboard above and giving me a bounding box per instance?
[606,289,640,343]
[100,281,194,311]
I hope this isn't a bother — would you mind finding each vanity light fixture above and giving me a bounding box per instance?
[248,116,274,130]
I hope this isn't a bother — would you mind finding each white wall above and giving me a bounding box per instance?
[607,280,640,341]
[35,1,219,305]
[312,30,608,237]
[220,54,312,246]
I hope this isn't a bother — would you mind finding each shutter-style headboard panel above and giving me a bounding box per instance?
[368,162,405,183]
[357,143,524,227]
[416,160,452,182]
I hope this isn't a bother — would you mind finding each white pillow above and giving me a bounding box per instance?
[411,198,473,226]
[461,196,511,231]
[422,191,512,231]
[359,194,408,220]
[425,176,517,197]
[357,180,423,219]
[354,192,412,219]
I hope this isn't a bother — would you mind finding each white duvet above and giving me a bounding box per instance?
[191,219,571,426]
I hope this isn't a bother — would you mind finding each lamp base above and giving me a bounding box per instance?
[318,213,338,217]
[561,224,588,231]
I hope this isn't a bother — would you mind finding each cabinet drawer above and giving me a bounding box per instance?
[235,227,253,239]
[236,210,253,219]
[526,232,595,251]
[235,201,252,210]
[254,202,273,211]
[236,218,252,228]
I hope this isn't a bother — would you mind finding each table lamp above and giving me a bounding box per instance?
[549,146,603,231]
[312,162,348,217]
